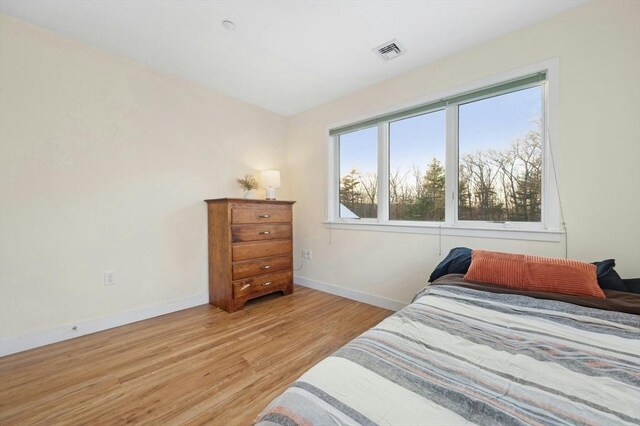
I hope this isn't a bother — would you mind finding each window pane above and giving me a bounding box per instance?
[339,127,377,219]
[389,110,445,221]
[458,86,542,222]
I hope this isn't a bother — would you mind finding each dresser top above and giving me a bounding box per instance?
[204,198,295,205]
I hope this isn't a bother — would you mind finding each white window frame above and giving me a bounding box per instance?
[326,59,562,242]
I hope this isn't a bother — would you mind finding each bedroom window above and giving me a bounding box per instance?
[389,110,446,222]
[457,86,542,222]
[338,127,378,219]
[328,61,561,241]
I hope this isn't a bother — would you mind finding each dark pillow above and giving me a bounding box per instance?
[622,279,640,294]
[429,247,472,282]
[592,259,627,291]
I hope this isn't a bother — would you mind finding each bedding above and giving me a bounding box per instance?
[594,259,627,292]
[428,246,472,282]
[255,278,640,426]
[464,249,605,298]
[428,247,635,294]
[440,274,640,315]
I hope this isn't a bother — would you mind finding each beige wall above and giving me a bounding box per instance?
[0,15,287,339]
[286,1,640,304]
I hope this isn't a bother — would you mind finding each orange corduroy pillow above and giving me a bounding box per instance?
[464,250,605,298]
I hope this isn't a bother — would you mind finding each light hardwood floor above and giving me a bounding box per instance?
[0,286,392,425]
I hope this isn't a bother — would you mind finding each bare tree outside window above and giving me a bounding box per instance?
[458,87,542,222]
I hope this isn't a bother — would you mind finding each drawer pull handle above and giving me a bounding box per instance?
[259,231,271,235]
[262,281,273,287]
[260,265,271,270]
[240,284,250,291]
[258,214,271,218]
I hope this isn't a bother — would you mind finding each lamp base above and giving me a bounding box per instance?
[265,187,277,200]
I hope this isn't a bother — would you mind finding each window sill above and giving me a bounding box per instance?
[323,221,563,242]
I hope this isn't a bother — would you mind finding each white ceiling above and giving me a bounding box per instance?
[0,0,585,116]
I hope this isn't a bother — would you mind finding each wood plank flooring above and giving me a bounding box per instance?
[0,286,392,425]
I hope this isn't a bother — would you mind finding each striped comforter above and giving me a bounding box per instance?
[255,285,640,425]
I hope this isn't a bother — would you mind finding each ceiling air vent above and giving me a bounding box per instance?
[374,39,405,61]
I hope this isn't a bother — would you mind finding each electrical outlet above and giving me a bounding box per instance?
[302,249,312,260]
[104,271,116,286]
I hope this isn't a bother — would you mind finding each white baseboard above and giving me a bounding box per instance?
[1,279,404,357]
[0,293,209,357]
[295,275,407,312]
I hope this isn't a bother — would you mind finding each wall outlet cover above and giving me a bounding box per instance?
[104,271,116,286]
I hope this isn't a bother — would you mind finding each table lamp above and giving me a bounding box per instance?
[261,170,281,200]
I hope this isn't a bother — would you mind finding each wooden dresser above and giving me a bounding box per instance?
[205,198,295,312]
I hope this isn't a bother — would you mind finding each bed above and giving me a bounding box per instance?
[255,274,640,425]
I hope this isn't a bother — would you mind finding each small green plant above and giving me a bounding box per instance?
[236,174,259,192]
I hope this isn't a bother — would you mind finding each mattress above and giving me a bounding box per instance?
[255,280,640,425]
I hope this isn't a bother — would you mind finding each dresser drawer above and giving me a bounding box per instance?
[232,240,291,262]
[233,255,292,280]
[233,270,293,299]
[231,224,291,243]
[232,206,292,224]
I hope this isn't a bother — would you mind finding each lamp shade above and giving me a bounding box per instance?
[261,170,281,188]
